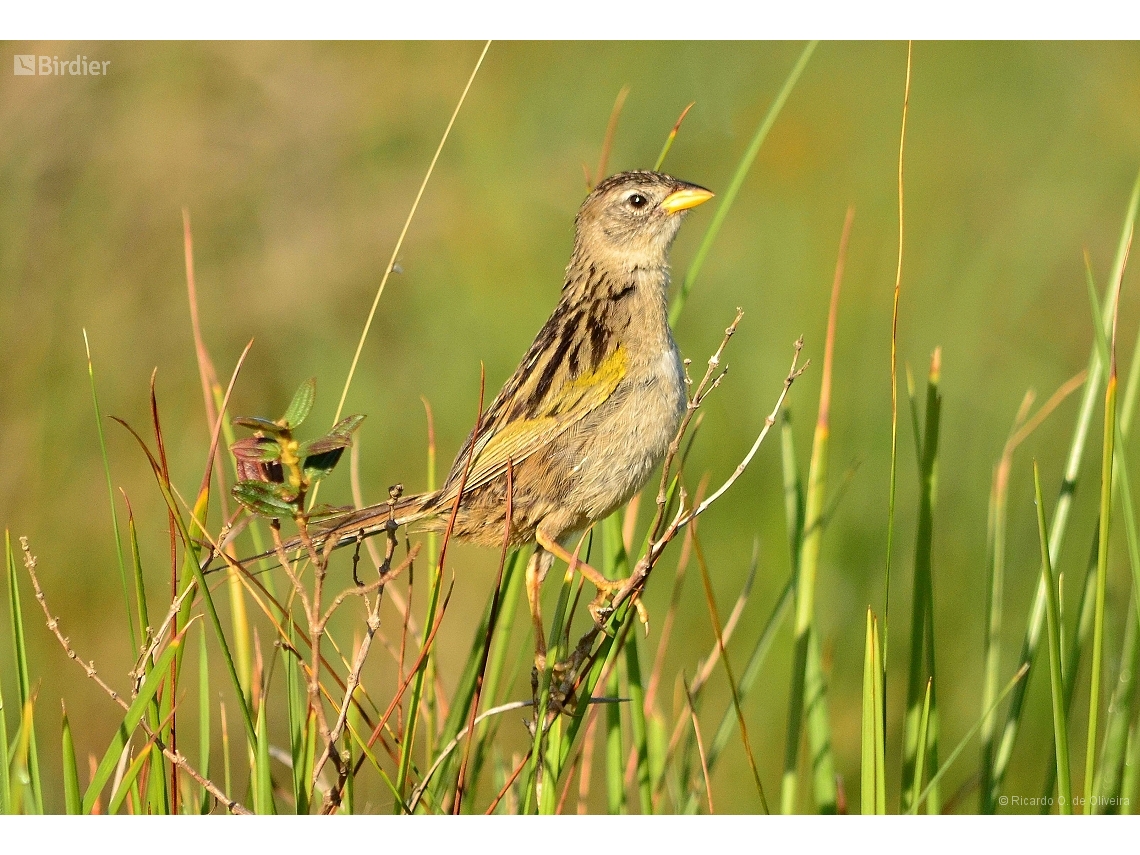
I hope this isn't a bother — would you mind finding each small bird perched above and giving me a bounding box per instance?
[278,170,712,664]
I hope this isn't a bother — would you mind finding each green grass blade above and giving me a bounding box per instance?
[254,696,275,815]
[83,331,136,653]
[911,664,1028,814]
[653,102,694,172]
[1033,461,1073,813]
[605,662,625,815]
[1083,253,1140,811]
[426,548,524,806]
[301,710,319,812]
[669,40,818,325]
[989,164,1140,809]
[1095,588,1137,810]
[12,699,38,814]
[1084,288,1119,812]
[534,563,578,814]
[861,612,875,814]
[621,594,652,813]
[901,349,943,812]
[125,507,151,655]
[5,532,42,813]
[781,411,806,568]
[197,624,212,814]
[978,395,1032,798]
[396,553,446,807]
[861,609,887,814]
[464,547,527,804]
[600,513,649,813]
[913,678,933,804]
[61,704,81,815]
[803,629,836,813]
[1040,537,1099,809]
[781,230,846,812]
[114,415,256,748]
[108,744,153,815]
[220,701,232,798]
[82,636,181,814]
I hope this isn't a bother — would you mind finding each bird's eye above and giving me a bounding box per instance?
[627,193,648,209]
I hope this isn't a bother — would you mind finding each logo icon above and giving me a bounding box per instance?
[13,55,36,75]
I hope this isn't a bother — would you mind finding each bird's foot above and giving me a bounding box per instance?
[587,581,649,637]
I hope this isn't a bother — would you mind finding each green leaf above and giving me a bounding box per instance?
[232,480,298,517]
[281,377,317,429]
[6,532,43,813]
[108,744,153,815]
[298,436,350,458]
[861,609,886,814]
[330,413,366,437]
[232,415,287,434]
[1034,460,1073,813]
[302,448,345,482]
[299,414,366,459]
[254,697,276,814]
[230,436,283,463]
[61,705,81,814]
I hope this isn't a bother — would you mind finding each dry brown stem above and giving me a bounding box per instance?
[20,536,250,815]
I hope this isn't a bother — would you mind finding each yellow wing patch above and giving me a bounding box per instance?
[449,346,628,496]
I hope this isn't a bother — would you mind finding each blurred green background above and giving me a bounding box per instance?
[2,41,1139,812]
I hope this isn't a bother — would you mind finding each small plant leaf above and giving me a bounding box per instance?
[303,448,345,482]
[301,414,366,456]
[233,416,286,434]
[232,480,298,517]
[230,436,282,464]
[298,436,351,458]
[281,377,317,429]
[331,412,366,437]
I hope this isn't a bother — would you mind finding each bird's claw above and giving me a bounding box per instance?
[587,587,649,637]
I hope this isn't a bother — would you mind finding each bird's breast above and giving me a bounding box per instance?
[561,333,686,520]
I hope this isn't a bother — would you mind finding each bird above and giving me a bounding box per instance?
[265,170,712,666]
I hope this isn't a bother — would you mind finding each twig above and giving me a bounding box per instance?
[20,537,250,814]
[316,535,420,801]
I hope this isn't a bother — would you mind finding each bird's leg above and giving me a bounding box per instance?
[525,548,553,673]
[534,530,649,634]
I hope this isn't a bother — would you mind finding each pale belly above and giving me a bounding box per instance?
[562,345,687,520]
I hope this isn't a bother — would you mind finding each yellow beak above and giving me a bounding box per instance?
[660,186,714,214]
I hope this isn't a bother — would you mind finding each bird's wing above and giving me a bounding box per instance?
[443,343,627,498]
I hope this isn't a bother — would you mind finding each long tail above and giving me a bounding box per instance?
[209,491,440,572]
[288,491,440,555]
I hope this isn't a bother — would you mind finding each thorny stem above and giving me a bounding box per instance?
[21,537,251,815]
[318,526,418,812]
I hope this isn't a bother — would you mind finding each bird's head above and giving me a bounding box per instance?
[572,171,714,270]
